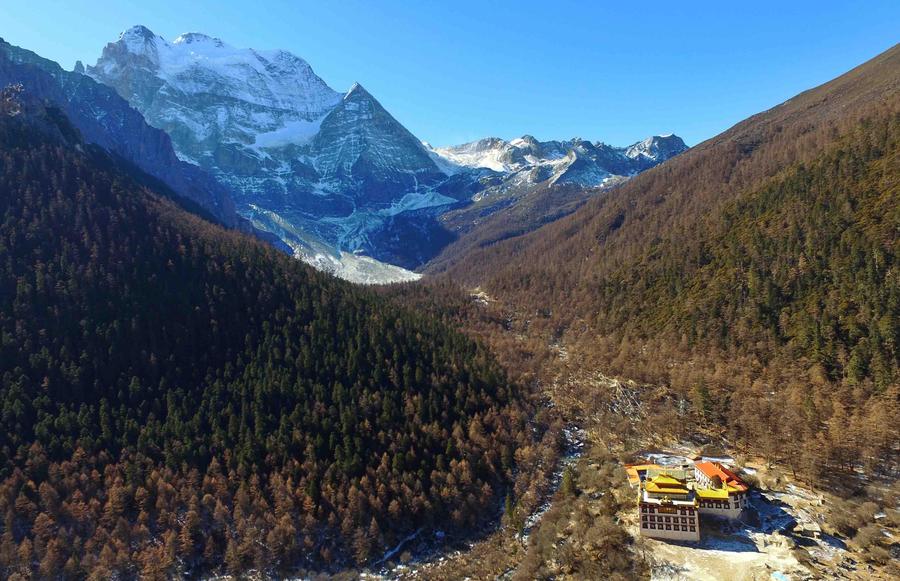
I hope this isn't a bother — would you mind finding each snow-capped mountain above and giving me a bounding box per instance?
[89,26,452,281]
[424,134,687,264]
[434,134,686,187]
[90,26,342,158]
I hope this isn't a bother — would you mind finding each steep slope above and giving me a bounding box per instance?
[426,181,613,274]
[89,27,452,279]
[0,36,245,230]
[442,44,900,476]
[0,94,531,577]
[310,83,447,205]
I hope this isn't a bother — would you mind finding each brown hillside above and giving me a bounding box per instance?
[435,44,900,480]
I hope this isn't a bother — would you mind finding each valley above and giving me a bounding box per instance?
[0,9,897,580]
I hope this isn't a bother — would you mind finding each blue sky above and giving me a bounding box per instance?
[2,1,898,147]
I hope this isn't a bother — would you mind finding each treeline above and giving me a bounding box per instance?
[0,101,535,578]
[435,47,900,484]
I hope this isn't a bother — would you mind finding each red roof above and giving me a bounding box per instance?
[695,461,748,492]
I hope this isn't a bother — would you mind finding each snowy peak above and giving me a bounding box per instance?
[119,24,158,44]
[345,81,369,98]
[86,26,688,283]
[434,137,543,173]
[625,134,687,164]
[88,27,456,281]
[310,79,444,202]
[434,132,687,189]
[337,82,385,112]
[91,25,341,117]
[110,25,163,66]
[173,32,224,47]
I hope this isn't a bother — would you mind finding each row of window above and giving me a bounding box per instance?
[700,500,731,509]
[640,505,694,515]
[700,501,746,510]
[642,515,696,524]
[641,522,696,532]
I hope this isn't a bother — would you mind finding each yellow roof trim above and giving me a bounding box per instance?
[696,488,729,499]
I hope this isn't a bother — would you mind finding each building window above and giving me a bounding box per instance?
[666,525,671,530]
[690,526,696,532]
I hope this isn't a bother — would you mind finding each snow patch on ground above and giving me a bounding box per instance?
[323,252,422,285]
[522,425,586,540]
[246,204,422,284]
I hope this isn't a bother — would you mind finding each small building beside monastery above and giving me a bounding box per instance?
[694,461,748,518]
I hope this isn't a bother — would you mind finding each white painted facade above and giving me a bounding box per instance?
[639,490,701,542]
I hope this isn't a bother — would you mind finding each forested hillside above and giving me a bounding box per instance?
[441,46,900,479]
[0,92,536,578]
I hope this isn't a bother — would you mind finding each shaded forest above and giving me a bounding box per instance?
[0,93,540,578]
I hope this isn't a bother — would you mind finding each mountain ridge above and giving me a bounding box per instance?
[434,133,686,177]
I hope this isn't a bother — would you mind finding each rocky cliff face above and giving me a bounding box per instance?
[0,37,244,229]
[309,83,446,205]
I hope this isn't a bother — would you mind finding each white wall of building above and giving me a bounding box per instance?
[698,505,742,519]
[639,522,700,542]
